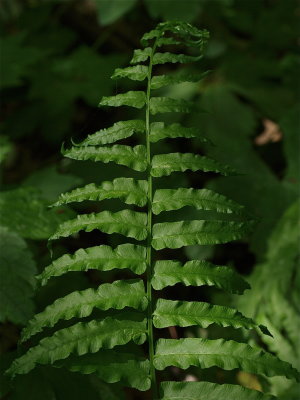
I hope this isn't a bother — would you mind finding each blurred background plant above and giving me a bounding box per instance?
[0,0,299,399]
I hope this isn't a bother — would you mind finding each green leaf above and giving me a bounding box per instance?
[160,381,276,400]
[152,260,250,294]
[96,0,137,26]
[153,299,262,331]
[7,313,147,377]
[144,1,202,24]
[149,122,208,143]
[99,91,146,109]
[152,220,255,250]
[37,244,147,286]
[151,153,236,177]
[130,47,152,64]
[0,227,37,325]
[151,71,209,89]
[52,178,148,207]
[62,144,147,172]
[153,52,202,65]
[21,280,147,341]
[75,120,145,146]
[50,210,148,241]
[152,188,246,215]
[150,97,194,114]
[111,66,148,81]
[0,187,74,240]
[154,338,300,381]
[56,350,150,391]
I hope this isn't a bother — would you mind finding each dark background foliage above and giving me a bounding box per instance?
[0,1,299,399]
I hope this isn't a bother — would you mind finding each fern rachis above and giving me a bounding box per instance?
[7,21,299,399]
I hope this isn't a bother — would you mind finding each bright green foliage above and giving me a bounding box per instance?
[154,338,299,380]
[75,120,145,146]
[160,381,276,400]
[151,153,236,177]
[8,20,298,400]
[152,220,255,249]
[152,188,246,214]
[49,210,148,241]
[8,313,147,377]
[53,178,148,207]
[37,244,147,286]
[62,144,147,171]
[152,260,250,293]
[21,280,147,341]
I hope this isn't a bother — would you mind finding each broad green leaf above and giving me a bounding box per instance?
[0,227,37,325]
[57,350,150,391]
[150,97,194,114]
[7,313,147,377]
[99,91,146,109]
[151,71,209,89]
[153,52,202,65]
[37,244,147,286]
[0,187,74,240]
[111,65,148,81]
[152,260,250,294]
[152,188,246,215]
[63,144,147,172]
[154,338,300,381]
[50,209,148,241]
[151,153,236,177]
[21,280,147,341]
[152,220,255,250]
[75,120,145,146]
[160,381,276,400]
[153,299,265,332]
[130,47,152,64]
[52,178,148,207]
[149,122,208,143]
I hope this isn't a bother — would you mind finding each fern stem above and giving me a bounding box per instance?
[146,39,158,399]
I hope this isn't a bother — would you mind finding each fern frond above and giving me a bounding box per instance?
[152,260,250,293]
[151,71,209,90]
[160,381,276,400]
[151,153,236,177]
[57,350,151,391]
[153,52,202,65]
[130,47,152,64]
[150,97,194,114]
[52,178,148,207]
[8,313,147,377]
[154,338,300,381]
[50,210,147,241]
[99,91,146,109]
[75,120,145,146]
[153,299,269,334]
[21,280,147,341]
[152,188,246,215]
[152,220,254,250]
[149,122,208,143]
[37,244,147,286]
[111,65,148,81]
[63,144,147,171]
